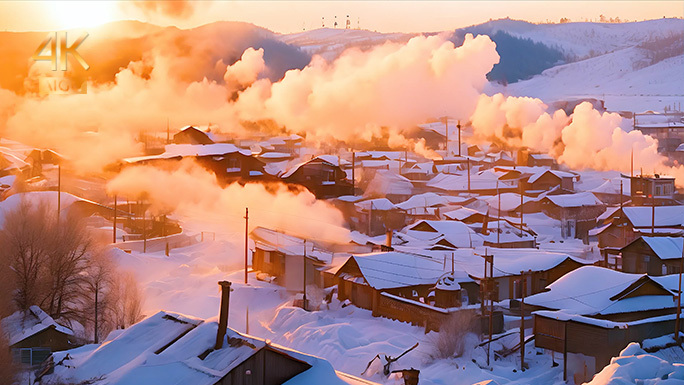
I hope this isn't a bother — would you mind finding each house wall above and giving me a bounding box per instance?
[11,327,74,352]
[217,348,311,385]
[621,239,682,275]
[534,315,682,374]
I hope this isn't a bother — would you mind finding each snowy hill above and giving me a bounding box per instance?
[464,18,684,60]
[278,28,413,60]
[503,46,684,112]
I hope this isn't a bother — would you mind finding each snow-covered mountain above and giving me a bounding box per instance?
[277,28,414,60]
[463,18,684,60]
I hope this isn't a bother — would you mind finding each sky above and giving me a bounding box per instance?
[0,1,682,34]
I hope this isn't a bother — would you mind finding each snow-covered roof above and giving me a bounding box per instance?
[395,192,464,211]
[426,170,513,192]
[527,169,575,184]
[459,249,580,279]
[123,144,251,163]
[48,310,366,385]
[0,191,101,227]
[590,178,630,195]
[364,170,413,196]
[623,206,684,228]
[1,306,73,347]
[281,155,347,179]
[635,236,684,260]
[402,220,482,249]
[542,192,603,208]
[443,207,485,221]
[343,251,447,289]
[251,227,333,264]
[355,198,397,212]
[526,266,675,316]
[483,193,532,212]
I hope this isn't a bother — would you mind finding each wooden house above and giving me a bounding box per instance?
[354,198,407,237]
[539,192,605,240]
[250,227,332,291]
[281,155,353,199]
[629,174,678,206]
[529,266,683,375]
[1,306,76,366]
[524,169,576,193]
[173,126,215,145]
[121,144,267,184]
[619,236,683,275]
[463,250,585,301]
[334,251,479,332]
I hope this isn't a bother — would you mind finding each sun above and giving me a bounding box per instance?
[45,1,118,30]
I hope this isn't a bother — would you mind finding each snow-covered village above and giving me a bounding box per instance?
[0,1,684,384]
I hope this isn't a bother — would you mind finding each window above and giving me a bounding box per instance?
[226,158,240,173]
[263,250,271,264]
[321,169,336,185]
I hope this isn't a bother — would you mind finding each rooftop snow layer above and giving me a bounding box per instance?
[1,306,74,346]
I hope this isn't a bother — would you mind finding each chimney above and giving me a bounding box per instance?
[215,281,232,350]
[386,230,393,248]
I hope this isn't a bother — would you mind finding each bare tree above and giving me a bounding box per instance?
[41,211,92,320]
[0,200,52,311]
[110,271,144,330]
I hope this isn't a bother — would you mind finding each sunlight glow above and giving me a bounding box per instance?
[45,1,116,30]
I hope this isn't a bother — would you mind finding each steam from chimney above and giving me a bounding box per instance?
[106,160,351,243]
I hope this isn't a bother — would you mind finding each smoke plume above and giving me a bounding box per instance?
[106,160,350,243]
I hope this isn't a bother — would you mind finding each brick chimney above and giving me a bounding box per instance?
[215,281,232,350]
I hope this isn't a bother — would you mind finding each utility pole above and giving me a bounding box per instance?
[520,183,524,238]
[652,187,656,234]
[303,240,307,310]
[142,207,147,253]
[368,201,373,235]
[480,250,494,367]
[497,180,501,245]
[457,120,462,157]
[113,195,117,244]
[519,271,526,371]
[444,116,449,158]
[244,207,249,284]
[676,237,683,342]
[57,161,61,224]
[352,151,356,195]
[94,281,99,343]
[467,158,471,194]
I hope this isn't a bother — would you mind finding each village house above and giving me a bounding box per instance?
[593,205,684,266]
[121,143,268,184]
[539,192,605,241]
[362,169,414,202]
[250,227,333,291]
[524,169,577,193]
[281,155,354,199]
[353,198,407,237]
[629,174,678,206]
[529,266,684,377]
[1,306,77,366]
[619,235,684,275]
[460,249,585,301]
[334,251,480,332]
[173,125,215,145]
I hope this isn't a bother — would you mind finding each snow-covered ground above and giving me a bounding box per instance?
[113,235,573,385]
